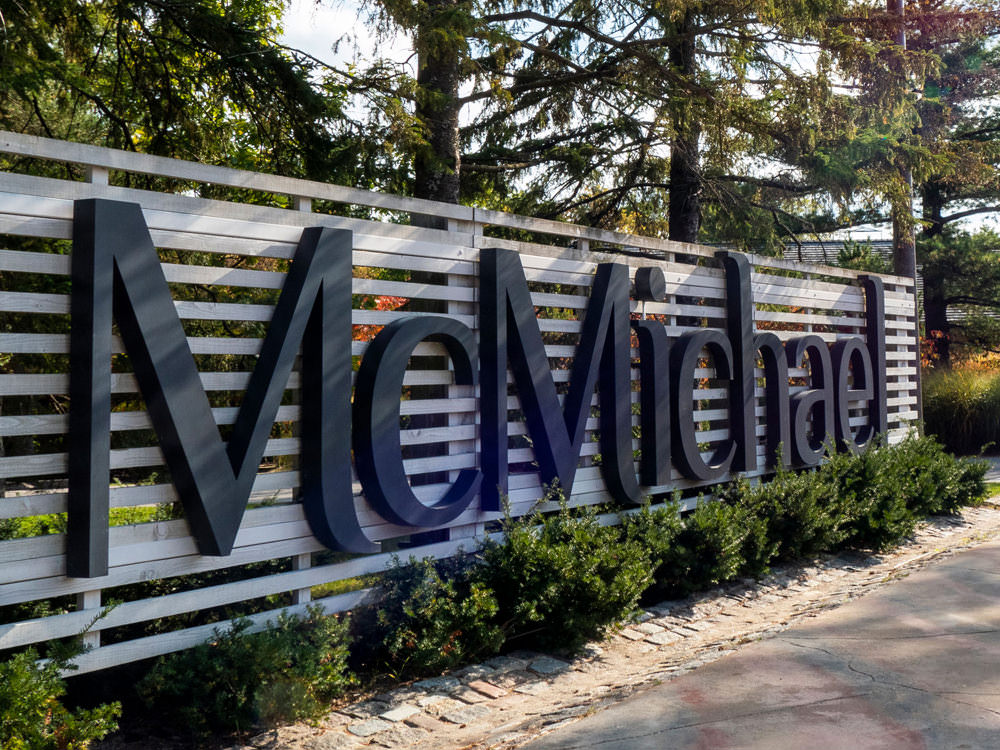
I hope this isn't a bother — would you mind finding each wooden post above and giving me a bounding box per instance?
[85,165,109,185]
[292,553,312,605]
[77,590,102,649]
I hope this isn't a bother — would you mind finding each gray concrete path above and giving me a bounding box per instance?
[984,455,1000,483]
[525,539,1000,750]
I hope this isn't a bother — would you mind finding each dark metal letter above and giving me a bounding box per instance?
[635,267,667,302]
[754,332,792,470]
[631,320,671,485]
[670,329,736,480]
[480,248,640,508]
[69,201,113,578]
[786,335,834,466]
[832,337,875,453]
[716,251,757,473]
[716,251,790,471]
[70,199,372,578]
[352,316,481,527]
[860,275,888,436]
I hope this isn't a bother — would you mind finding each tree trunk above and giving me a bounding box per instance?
[887,0,918,281]
[921,181,950,368]
[412,0,462,227]
[668,9,701,244]
[406,0,462,533]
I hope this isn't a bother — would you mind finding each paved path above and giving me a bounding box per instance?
[524,538,1000,750]
[983,455,1000,483]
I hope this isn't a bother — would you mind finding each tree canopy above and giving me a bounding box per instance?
[0,0,355,182]
[3,0,1000,361]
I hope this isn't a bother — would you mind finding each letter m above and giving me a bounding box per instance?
[68,199,371,579]
[480,248,639,511]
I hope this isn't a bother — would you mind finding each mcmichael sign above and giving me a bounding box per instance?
[67,199,888,578]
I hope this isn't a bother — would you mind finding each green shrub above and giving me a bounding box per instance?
[476,491,651,652]
[941,452,988,512]
[0,649,120,749]
[633,437,987,599]
[622,499,684,581]
[777,435,988,551]
[137,606,353,735]
[822,444,916,550]
[874,435,986,516]
[622,500,688,602]
[924,369,1000,455]
[734,492,780,579]
[739,468,849,560]
[358,555,503,678]
[817,436,977,550]
[639,498,750,599]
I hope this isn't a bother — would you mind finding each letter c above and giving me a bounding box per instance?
[353,316,482,528]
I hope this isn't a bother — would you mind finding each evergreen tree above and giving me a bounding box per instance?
[0,0,352,181]
[345,0,858,247]
[912,4,1000,364]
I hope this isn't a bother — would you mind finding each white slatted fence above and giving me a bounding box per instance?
[0,131,919,673]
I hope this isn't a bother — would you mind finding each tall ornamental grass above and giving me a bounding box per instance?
[923,369,1000,455]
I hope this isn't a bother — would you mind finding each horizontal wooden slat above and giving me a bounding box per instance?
[66,591,371,674]
[0,290,478,326]
[0,364,469,397]
[0,130,475,221]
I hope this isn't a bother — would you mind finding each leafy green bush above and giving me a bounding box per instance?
[820,436,984,550]
[476,491,651,652]
[137,606,353,735]
[356,555,503,678]
[632,436,986,603]
[0,649,120,749]
[924,369,1000,455]
[933,447,988,513]
[870,435,986,517]
[819,445,914,551]
[715,436,985,556]
[622,499,683,585]
[734,491,780,579]
[686,437,984,563]
[638,498,751,599]
[738,468,850,560]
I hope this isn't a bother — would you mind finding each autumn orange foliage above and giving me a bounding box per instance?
[353,295,408,342]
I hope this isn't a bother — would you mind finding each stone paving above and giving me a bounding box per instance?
[235,503,1000,750]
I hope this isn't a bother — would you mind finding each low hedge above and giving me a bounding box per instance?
[361,435,986,677]
[475,495,651,652]
[136,606,354,736]
[10,435,985,741]
[350,555,504,678]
